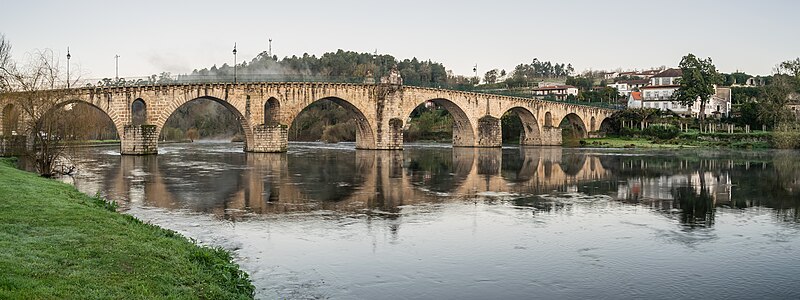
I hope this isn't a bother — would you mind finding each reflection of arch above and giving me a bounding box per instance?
[264,97,280,126]
[131,98,147,126]
[544,112,553,127]
[559,113,588,139]
[2,103,20,136]
[156,96,253,150]
[504,107,541,145]
[404,98,475,147]
[288,97,376,149]
[560,152,588,177]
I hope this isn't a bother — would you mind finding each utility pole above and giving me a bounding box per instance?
[268,38,272,57]
[115,54,120,80]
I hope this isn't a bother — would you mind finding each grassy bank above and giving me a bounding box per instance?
[582,131,773,149]
[0,158,254,299]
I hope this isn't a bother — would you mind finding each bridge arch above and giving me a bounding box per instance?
[544,112,553,127]
[131,98,147,126]
[1,103,20,136]
[503,107,542,146]
[401,98,475,147]
[287,97,376,149]
[264,97,281,126]
[559,113,588,139]
[154,96,255,150]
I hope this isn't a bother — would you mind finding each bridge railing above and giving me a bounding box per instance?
[73,75,622,110]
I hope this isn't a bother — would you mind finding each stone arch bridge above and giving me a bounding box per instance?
[0,82,616,155]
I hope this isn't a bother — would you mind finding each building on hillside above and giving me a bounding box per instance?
[632,68,731,117]
[785,93,800,120]
[634,69,662,79]
[627,92,643,108]
[531,85,579,100]
[617,79,649,91]
[607,82,630,97]
[603,72,619,80]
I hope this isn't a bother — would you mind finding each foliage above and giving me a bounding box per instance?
[503,58,574,88]
[185,128,199,142]
[566,76,593,91]
[756,75,796,129]
[673,53,722,122]
[0,159,255,299]
[771,122,800,149]
[642,124,680,140]
[777,57,800,78]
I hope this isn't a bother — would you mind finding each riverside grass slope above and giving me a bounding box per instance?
[0,159,254,299]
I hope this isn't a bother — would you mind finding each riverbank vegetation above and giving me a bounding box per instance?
[0,158,255,299]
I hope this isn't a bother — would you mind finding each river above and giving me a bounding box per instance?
[58,142,800,299]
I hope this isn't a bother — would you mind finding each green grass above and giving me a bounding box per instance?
[580,137,692,149]
[0,158,254,299]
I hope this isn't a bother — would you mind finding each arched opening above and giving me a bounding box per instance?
[502,107,541,145]
[544,112,553,127]
[264,97,280,126]
[2,104,21,136]
[599,118,614,135]
[404,99,474,147]
[159,97,250,147]
[131,98,147,126]
[42,100,120,141]
[288,97,375,149]
[559,113,588,145]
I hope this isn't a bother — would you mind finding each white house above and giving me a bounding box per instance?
[608,82,631,97]
[627,91,643,108]
[531,85,579,100]
[629,68,731,117]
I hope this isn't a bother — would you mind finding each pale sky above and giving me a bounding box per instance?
[1,0,798,80]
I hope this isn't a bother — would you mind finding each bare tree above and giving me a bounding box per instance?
[1,35,86,176]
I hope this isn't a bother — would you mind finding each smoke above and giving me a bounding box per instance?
[146,52,192,74]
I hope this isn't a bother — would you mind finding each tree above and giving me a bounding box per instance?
[777,58,800,78]
[1,35,88,176]
[673,54,721,123]
[483,69,499,84]
[185,128,199,142]
[756,75,795,129]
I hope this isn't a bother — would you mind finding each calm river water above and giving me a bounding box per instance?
[60,142,800,299]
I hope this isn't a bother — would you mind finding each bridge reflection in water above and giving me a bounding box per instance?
[93,146,606,218]
[75,144,800,228]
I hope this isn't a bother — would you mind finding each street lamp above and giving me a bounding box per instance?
[115,54,120,80]
[66,47,71,88]
[232,43,237,83]
[473,64,478,84]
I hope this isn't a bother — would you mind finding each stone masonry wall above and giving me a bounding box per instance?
[250,125,288,153]
[121,125,158,155]
[540,127,563,146]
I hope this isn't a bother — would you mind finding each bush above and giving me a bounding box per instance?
[771,124,800,149]
[643,124,680,140]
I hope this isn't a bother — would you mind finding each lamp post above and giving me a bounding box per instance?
[114,54,120,80]
[473,64,478,84]
[232,43,237,83]
[66,47,71,88]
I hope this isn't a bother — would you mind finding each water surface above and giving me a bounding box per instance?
[62,142,800,299]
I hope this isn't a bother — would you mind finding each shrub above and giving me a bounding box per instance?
[643,124,680,140]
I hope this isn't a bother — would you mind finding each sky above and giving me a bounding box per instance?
[1,0,798,80]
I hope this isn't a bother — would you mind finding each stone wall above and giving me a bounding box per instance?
[540,127,563,146]
[121,125,158,155]
[249,125,288,153]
